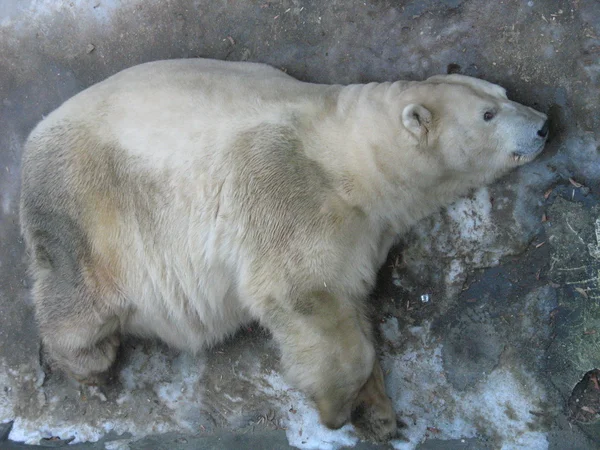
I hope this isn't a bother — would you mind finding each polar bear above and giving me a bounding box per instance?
[20,58,548,441]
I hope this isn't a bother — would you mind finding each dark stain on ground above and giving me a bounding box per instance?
[569,369,600,424]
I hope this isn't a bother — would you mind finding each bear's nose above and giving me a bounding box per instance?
[537,120,549,138]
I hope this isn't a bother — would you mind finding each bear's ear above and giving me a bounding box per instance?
[402,104,432,139]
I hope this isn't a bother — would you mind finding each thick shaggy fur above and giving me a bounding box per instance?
[20,59,548,441]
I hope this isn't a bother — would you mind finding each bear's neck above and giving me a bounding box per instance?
[306,82,480,235]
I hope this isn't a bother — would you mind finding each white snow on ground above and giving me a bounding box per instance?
[119,350,206,429]
[446,188,494,246]
[255,318,548,450]
[261,371,359,450]
[7,418,116,446]
[386,320,548,450]
[1,349,206,445]
[0,322,551,448]
[407,187,508,273]
[440,187,507,268]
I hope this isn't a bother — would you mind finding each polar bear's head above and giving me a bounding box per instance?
[401,74,548,181]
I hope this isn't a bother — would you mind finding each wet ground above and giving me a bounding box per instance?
[1,0,599,449]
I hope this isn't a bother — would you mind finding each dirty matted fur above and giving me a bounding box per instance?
[20,58,548,441]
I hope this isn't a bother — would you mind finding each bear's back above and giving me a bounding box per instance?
[19,59,358,351]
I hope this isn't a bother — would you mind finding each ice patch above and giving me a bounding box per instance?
[7,417,106,445]
[104,439,134,450]
[381,316,400,342]
[446,187,494,246]
[405,186,507,278]
[381,320,549,449]
[119,350,205,429]
[1,348,206,445]
[445,258,465,285]
[261,372,359,450]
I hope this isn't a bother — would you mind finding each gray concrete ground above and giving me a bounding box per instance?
[1,0,599,449]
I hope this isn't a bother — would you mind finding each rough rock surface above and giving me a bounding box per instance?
[0,0,599,449]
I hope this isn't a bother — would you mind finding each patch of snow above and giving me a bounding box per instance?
[261,372,359,450]
[446,187,495,251]
[1,348,206,445]
[8,417,106,445]
[405,186,508,281]
[380,320,549,450]
[245,318,547,450]
[381,317,400,342]
[104,439,134,450]
[445,258,465,285]
[122,351,206,429]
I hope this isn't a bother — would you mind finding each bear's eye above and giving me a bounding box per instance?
[483,111,495,121]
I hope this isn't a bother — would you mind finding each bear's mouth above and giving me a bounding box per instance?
[512,142,546,164]
[511,152,534,163]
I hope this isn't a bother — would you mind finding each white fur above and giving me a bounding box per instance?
[22,59,548,436]
[28,59,547,352]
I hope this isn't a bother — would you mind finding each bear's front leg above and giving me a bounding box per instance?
[351,358,397,441]
[258,290,397,441]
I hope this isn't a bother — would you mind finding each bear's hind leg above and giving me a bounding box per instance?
[46,331,121,386]
[33,269,122,385]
